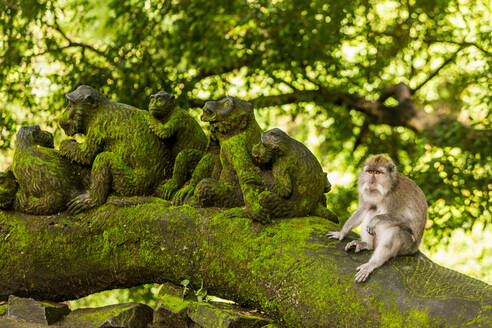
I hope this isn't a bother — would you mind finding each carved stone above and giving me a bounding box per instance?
[194,96,268,222]
[10,126,86,215]
[58,85,173,214]
[252,128,337,222]
[147,91,208,200]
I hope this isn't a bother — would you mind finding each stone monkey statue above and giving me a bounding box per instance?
[251,128,337,222]
[10,125,86,215]
[172,128,222,205]
[146,91,208,200]
[194,96,270,222]
[59,85,173,214]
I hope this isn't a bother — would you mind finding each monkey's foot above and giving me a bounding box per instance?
[172,186,194,205]
[326,231,344,240]
[155,179,180,200]
[67,192,98,214]
[345,240,369,253]
[355,262,376,282]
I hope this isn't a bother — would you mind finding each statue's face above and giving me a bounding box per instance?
[16,125,54,149]
[149,91,175,118]
[252,142,273,165]
[201,96,253,136]
[201,97,236,123]
[252,128,288,164]
[60,85,101,136]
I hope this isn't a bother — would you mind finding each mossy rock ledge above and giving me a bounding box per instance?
[0,198,490,327]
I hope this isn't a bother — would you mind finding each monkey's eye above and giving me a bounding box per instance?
[366,169,382,175]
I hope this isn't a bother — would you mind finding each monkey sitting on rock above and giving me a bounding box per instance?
[11,125,86,215]
[327,154,427,282]
[251,128,337,222]
[147,91,208,200]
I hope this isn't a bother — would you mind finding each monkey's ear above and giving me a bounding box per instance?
[387,163,396,172]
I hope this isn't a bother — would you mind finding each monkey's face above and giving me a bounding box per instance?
[358,160,396,199]
[201,97,253,136]
[149,91,175,119]
[252,142,273,165]
[252,129,289,165]
[16,125,54,149]
[61,85,101,136]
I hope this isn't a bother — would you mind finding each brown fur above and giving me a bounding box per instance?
[327,154,427,282]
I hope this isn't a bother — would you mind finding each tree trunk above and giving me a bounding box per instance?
[0,198,490,327]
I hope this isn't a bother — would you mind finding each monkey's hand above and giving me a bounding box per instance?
[326,231,344,241]
[172,186,194,205]
[67,192,97,215]
[345,240,369,253]
[355,262,376,282]
[366,217,382,236]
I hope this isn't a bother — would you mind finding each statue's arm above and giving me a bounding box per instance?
[60,127,103,166]
[14,189,64,215]
[148,115,180,140]
[228,144,265,213]
[272,164,292,198]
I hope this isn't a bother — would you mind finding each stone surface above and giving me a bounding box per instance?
[0,317,49,328]
[187,302,271,328]
[7,295,70,325]
[1,205,491,327]
[153,293,193,327]
[54,303,152,328]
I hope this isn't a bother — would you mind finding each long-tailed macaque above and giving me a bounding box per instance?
[327,154,427,282]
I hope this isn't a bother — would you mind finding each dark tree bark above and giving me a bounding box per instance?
[0,199,491,327]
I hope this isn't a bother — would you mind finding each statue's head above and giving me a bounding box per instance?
[0,169,18,210]
[60,85,104,136]
[15,125,54,149]
[201,96,255,136]
[252,128,289,164]
[149,91,176,119]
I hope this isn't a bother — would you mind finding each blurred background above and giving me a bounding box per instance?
[0,0,490,307]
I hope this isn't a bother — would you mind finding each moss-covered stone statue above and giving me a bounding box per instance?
[59,85,173,214]
[195,96,269,222]
[0,169,18,209]
[172,130,222,205]
[252,128,338,222]
[10,125,86,215]
[147,91,208,200]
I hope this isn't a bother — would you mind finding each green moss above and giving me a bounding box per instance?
[195,97,267,221]
[156,294,190,313]
[10,126,85,215]
[59,85,173,213]
[0,304,7,316]
[0,204,489,327]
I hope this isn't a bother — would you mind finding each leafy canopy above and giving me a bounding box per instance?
[0,0,490,244]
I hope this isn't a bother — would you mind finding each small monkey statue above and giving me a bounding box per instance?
[327,154,427,282]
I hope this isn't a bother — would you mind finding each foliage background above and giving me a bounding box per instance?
[0,0,490,305]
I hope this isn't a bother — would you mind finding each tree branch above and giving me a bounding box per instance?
[0,203,491,327]
[239,83,491,153]
[411,48,463,94]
